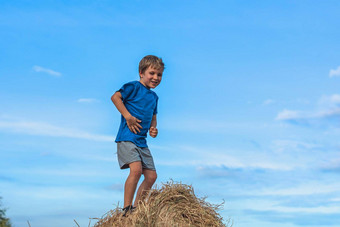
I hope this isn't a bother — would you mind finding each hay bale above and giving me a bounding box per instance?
[94,181,231,227]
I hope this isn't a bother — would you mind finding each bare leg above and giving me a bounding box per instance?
[133,169,157,207]
[124,161,142,207]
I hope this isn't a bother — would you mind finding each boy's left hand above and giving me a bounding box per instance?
[149,127,158,138]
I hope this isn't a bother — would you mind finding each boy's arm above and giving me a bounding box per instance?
[111,91,142,134]
[149,114,158,138]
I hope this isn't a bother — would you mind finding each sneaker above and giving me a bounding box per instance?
[122,205,136,217]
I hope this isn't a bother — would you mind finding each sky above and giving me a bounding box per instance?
[1,0,340,226]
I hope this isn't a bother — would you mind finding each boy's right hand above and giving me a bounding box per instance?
[126,115,142,134]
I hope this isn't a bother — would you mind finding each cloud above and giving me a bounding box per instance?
[275,109,303,120]
[245,209,340,226]
[250,205,340,214]
[195,163,340,225]
[6,166,114,178]
[329,66,340,78]
[33,65,62,77]
[3,184,105,201]
[331,197,340,202]
[161,118,269,134]
[318,94,340,107]
[271,140,319,153]
[77,98,99,103]
[156,144,294,171]
[320,158,340,172]
[316,108,340,119]
[276,94,340,126]
[0,119,113,142]
[258,183,340,196]
[263,99,275,105]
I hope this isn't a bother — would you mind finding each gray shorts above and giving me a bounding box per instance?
[117,141,156,171]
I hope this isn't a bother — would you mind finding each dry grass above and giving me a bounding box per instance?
[94,181,231,227]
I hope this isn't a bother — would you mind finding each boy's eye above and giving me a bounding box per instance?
[157,73,162,77]
[150,72,155,75]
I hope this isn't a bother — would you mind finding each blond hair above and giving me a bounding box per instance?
[139,55,165,74]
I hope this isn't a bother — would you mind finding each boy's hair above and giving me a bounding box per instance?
[139,55,165,74]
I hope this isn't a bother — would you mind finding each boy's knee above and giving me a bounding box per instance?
[130,168,142,178]
[146,171,157,184]
[129,163,143,178]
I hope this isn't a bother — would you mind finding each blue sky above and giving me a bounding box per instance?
[1,0,340,226]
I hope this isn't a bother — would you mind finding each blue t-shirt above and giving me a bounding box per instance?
[115,81,158,147]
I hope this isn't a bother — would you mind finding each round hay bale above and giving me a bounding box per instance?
[94,181,231,227]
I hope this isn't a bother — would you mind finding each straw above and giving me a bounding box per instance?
[94,181,231,227]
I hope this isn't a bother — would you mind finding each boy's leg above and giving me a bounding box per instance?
[124,161,142,207]
[133,169,157,207]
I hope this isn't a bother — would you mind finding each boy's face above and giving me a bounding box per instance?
[139,66,163,89]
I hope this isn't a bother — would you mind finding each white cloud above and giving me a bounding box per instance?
[253,205,340,214]
[329,66,340,78]
[316,108,340,118]
[276,94,340,123]
[77,98,99,103]
[156,144,293,170]
[319,94,340,107]
[320,158,340,171]
[1,183,107,202]
[316,94,340,119]
[329,94,340,104]
[33,65,62,77]
[258,182,340,196]
[271,140,319,153]
[5,166,114,178]
[161,118,270,133]
[275,109,302,120]
[263,99,275,105]
[0,119,113,142]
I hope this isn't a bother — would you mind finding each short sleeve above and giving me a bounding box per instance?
[118,82,135,101]
[153,96,158,115]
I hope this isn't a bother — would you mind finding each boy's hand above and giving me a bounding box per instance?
[149,127,158,138]
[126,115,142,134]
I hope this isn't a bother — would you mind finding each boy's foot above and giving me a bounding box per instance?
[122,205,136,217]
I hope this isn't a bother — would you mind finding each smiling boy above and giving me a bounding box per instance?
[111,55,164,216]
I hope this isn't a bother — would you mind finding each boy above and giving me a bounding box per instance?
[111,55,164,216]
